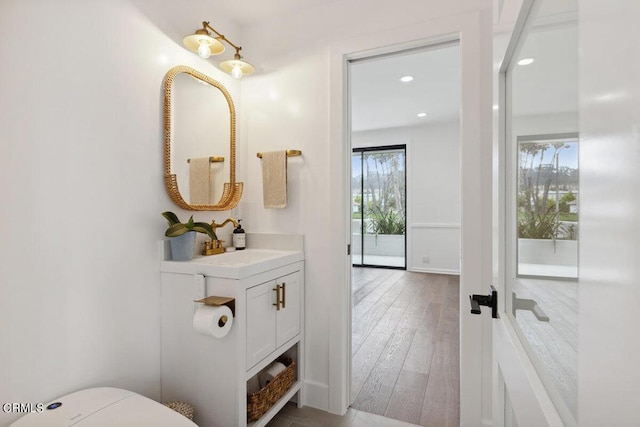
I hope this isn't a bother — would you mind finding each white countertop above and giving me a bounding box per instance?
[160,248,304,279]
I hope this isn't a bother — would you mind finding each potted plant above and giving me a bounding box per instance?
[162,211,217,261]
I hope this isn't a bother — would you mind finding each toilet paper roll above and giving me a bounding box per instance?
[258,362,286,388]
[247,375,261,394]
[192,305,233,338]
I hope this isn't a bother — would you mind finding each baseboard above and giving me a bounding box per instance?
[410,267,460,275]
[302,380,329,411]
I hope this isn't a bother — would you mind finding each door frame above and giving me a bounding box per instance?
[326,9,493,425]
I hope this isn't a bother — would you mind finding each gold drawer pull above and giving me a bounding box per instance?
[273,285,281,310]
[281,282,286,308]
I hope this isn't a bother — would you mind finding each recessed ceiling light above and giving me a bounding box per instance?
[399,75,414,83]
[517,58,535,66]
[417,112,427,118]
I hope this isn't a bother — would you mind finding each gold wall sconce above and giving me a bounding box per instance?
[183,21,255,79]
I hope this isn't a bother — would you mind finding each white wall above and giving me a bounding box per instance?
[240,48,333,409]
[513,111,578,137]
[0,0,241,424]
[353,122,461,274]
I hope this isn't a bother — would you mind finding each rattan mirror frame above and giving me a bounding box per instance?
[163,65,243,211]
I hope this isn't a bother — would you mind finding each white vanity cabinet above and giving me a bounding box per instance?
[246,271,301,369]
[160,244,304,427]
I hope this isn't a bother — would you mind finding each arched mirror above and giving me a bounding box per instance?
[163,65,243,210]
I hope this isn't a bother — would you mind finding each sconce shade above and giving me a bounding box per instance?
[220,58,255,77]
[183,30,225,56]
[184,21,254,78]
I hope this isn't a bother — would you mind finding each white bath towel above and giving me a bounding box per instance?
[189,157,211,204]
[261,151,287,208]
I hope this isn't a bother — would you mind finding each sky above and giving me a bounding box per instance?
[519,140,579,170]
[352,150,406,179]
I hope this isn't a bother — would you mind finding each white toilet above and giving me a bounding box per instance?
[10,387,198,426]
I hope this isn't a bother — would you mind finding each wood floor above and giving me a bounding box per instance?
[350,267,460,427]
[267,402,419,427]
[514,278,578,417]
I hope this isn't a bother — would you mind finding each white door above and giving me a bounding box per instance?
[246,280,277,369]
[492,0,577,424]
[276,271,302,347]
[491,0,640,425]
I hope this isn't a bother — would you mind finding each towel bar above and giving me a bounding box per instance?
[187,156,225,163]
[256,149,302,159]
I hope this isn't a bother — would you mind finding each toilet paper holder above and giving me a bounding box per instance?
[194,295,236,317]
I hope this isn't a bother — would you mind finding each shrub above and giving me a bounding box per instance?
[368,206,405,235]
[518,209,559,239]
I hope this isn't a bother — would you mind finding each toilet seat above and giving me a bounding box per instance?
[10,387,197,426]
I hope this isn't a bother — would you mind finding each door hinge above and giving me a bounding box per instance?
[347,244,351,255]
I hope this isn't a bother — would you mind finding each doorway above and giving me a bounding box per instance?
[348,42,462,426]
[352,145,406,269]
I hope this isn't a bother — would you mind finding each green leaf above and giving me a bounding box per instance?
[165,223,190,237]
[193,222,217,240]
[186,216,195,230]
[162,211,181,226]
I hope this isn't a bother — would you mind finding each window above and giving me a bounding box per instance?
[352,145,406,269]
[516,133,578,279]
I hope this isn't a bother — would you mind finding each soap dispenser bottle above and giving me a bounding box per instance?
[233,219,246,250]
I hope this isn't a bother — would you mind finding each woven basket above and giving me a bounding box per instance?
[247,357,296,422]
[163,401,195,420]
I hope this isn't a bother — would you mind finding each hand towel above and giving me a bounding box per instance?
[261,151,287,208]
[189,157,212,204]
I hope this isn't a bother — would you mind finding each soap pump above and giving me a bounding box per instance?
[232,219,246,250]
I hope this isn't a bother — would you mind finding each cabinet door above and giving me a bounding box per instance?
[246,280,277,369]
[276,271,301,347]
